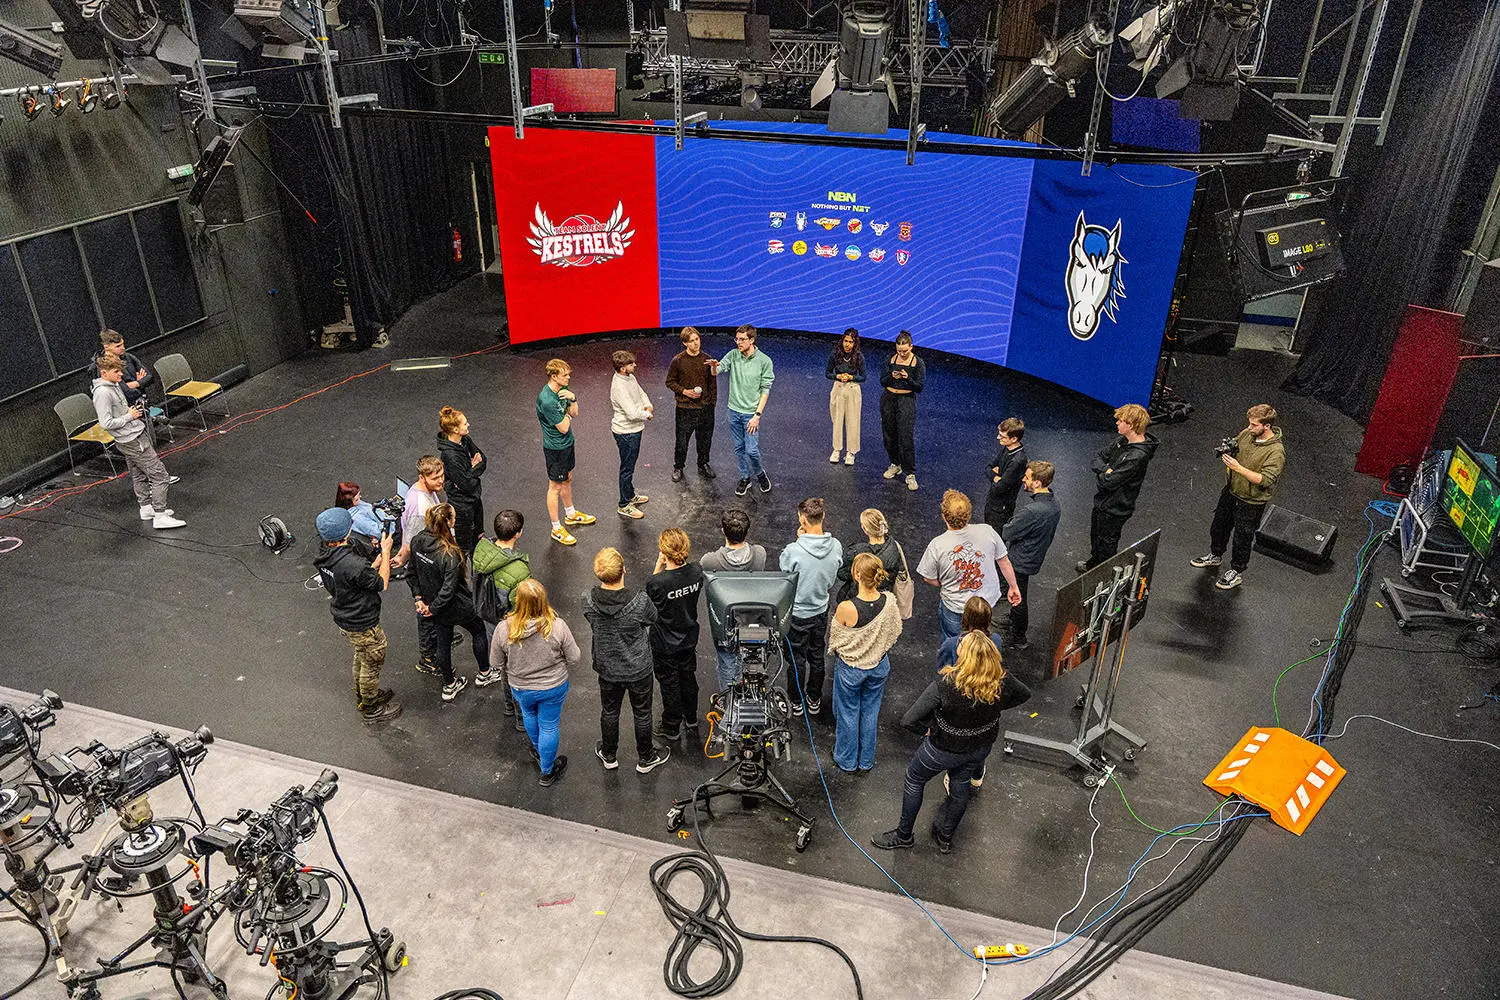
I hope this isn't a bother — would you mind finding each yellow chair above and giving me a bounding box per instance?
[155,353,229,431]
[54,393,118,478]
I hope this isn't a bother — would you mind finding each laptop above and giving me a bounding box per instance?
[395,476,411,501]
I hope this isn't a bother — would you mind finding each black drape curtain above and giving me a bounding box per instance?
[1284,0,1500,419]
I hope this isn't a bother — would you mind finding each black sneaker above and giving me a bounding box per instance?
[699,464,717,479]
[671,467,685,483]
[653,721,683,741]
[636,747,672,774]
[929,823,954,854]
[441,676,468,702]
[527,743,540,767]
[538,755,568,787]
[414,659,439,676]
[756,472,772,493]
[736,478,752,497]
[595,740,619,770]
[1008,638,1030,651]
[805,697,821,715]
[360,700,403,725]
[871,829,915,851]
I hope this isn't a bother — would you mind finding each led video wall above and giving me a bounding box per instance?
[490,123,1195,406]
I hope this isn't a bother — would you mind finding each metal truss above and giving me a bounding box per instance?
[633,27,994,89]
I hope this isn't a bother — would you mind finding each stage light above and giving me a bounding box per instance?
[984,20,1112,138]
[665,0,771,62]
[739,70,764,111]
[17,87,43,121]
[811,0,897,135]
[77,78,99,113]
[1123,0,1266,120]
[46,85,71,117]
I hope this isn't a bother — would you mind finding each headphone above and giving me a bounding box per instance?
[258,515,294,554]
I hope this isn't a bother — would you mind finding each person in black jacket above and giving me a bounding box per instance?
[314,507,402,724]
[1078,404,1160,572]
[835,508,902,604]
[827,328,867,465]
[646,528,705,744]
[409,504,487,701]
[879,331,925,491]
[583,547,672,774]
[1002,462,1061,650]
[872,632,1030,853]
[437,405,488,553]
[88,329,154,408]
[983,417,1028,533]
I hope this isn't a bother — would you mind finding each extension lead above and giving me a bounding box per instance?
[974,943,1030,959]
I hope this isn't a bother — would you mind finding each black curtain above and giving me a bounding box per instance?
[1284,0,1500,419]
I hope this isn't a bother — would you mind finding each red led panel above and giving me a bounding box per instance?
[530,68,618,114]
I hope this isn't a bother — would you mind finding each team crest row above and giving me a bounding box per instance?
[767,240,909,264]
[770,212,912,240]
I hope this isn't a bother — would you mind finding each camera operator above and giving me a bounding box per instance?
[314,507,402,725]
[1190,404,1286,591]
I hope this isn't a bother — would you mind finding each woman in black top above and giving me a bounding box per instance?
[879,330,926,489]
[410,504,489,702]
[826,328,866,466]
[835,507,903,603]
[436,405,488,553]
[871,632,1031,853]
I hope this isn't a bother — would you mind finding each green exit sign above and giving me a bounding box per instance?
[478,52,505,64]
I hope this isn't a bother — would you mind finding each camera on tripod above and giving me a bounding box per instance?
[190,768,338,876]
[35,727,213,811]
[0,689,62,762]
[1214,436,1240,458]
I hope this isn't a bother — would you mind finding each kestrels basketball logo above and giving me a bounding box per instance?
[1065,211,1127,340]
[527,202,635,267]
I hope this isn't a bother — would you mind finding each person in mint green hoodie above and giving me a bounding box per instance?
[474,508,532,724]
[779,497,843,717]
[708,324,775,498]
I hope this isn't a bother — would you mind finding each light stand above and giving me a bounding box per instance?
[1004,553,1149,784]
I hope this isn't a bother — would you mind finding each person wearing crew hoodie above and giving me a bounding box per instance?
[1080,403,1161,572]
[436,405,487,553]
[609,350,654,519]
[779,497,843,716]
[699,507,769,691]
[582,548,672,774]
[91,352,184,529]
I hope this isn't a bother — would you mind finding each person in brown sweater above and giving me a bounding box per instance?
[664,326,718,482]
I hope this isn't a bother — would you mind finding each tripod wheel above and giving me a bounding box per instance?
[383,939,406,973]
[795,825,813,853]
[666,807,684,831]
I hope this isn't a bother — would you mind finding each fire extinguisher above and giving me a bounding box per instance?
[451,225,463,263]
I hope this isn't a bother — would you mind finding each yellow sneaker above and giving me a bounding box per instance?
[550,526,577,546]
[564,510,596,526]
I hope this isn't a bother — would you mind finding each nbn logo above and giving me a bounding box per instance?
[828,191,857,202]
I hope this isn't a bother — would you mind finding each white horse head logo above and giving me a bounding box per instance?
[1065,211,1126,341]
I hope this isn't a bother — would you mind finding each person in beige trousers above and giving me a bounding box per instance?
[826,328,866,465]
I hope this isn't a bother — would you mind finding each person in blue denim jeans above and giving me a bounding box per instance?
[827,554,904,772]
[871,632,1031,854]
[708,324,775,497]
[485,579,579,787]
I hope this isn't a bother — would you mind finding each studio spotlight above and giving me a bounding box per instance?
[18,87,44,121]
[77,78,99,113]
[739,70,764,111]
[984,20,1112,138]
[46,84,71,116]
[812,0,897,135]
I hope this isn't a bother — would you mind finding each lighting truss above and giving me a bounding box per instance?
[633,26,992,89]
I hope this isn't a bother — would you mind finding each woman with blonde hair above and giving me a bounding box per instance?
[827,552,903,772]
[872,632,1031,854]
[835,507,903,603]
[408,503,488,702]
[489,579,579,787]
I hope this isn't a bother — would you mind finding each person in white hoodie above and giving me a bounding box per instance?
[91,353,184,529]
[609,350,654,520]
[779,497,843,716]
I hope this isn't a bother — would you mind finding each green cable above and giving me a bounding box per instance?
[1108,772,1224,837]
[1271,651,1328,728]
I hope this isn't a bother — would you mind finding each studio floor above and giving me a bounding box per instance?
[1,274,1496,999]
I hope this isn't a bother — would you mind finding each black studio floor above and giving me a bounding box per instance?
[2,273,1496,999]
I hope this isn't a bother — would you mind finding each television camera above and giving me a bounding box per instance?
[668,572,816,852]
[190,770,406,1000]
[1214,436,1239,458]
[30,727,224,999]
[0,688,62,763]
[1,690,69,960]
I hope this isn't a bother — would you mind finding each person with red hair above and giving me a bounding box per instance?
[334,482,386,542]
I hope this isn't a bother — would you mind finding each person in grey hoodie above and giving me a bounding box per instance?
[488,579,578,787]
[700,507,769,691]
[582,548,672,774]
[779,497,843,715]
[91,353,184,529]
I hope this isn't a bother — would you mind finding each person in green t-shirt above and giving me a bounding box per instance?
[708,324,775,498]
[536,358,596,547]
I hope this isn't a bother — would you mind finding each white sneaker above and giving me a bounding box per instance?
[829,450,840,464]
[882,464,901,479]
[844,453,856,466]
[139,505,177,520]
[152,513,186,529]
[905,474,919,491]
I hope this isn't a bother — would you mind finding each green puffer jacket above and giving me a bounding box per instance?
[472,539,532,603]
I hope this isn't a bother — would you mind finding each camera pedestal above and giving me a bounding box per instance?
[668,750,816,853]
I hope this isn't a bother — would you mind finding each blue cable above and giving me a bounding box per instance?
[780,635,1267,967]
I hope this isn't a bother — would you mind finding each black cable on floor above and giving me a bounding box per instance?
[314,803,392,1000]
[649,779,863,999]
[0,881,51,1000]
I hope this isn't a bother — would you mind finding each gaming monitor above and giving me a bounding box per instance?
[704,572,798,646]
[1440,440,1500,561]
